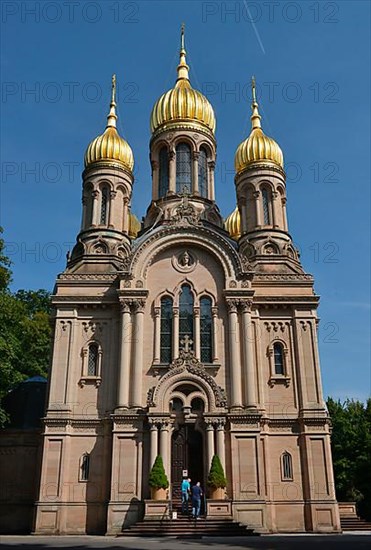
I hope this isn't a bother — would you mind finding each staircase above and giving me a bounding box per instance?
[341,515,371,531]
[119,499,256,537]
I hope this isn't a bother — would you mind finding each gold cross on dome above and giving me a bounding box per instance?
[180,335,193,353]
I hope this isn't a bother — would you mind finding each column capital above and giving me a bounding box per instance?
[226,298,239,313]
[92,190,99,199]
[193,306,200,317]
[110,190,117,200]
[207,160,216,171]
[131,298,146,313]
[193,151,200,161]
[240,299,253,314]
[173,307,179,317]
[154,306,161,318]
[215,418,226,429]
[151,159,159,171]
[169,151,176,161]
[253,190,260,199]
[119,299,131,314]
[211,306,218,317]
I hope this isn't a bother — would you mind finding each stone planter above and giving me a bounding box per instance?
[150,487,167,500]
[144,499,170,520]
[209,487,225,500]
[206,499,232,519]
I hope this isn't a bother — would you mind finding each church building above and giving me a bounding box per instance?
[33,29,340,534]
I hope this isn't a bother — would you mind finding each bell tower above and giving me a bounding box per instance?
[233,78,302,273]
[68,75,138,272]
[144,25,223,229]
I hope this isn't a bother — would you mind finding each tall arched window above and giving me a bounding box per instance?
[200,296,212,363]
[80,453,90,481]
[176,143,192,194]
[281,452,293,480]
[158,147,169,198]
[100,187,109,225]
[198,147,208,198]
[179,284,194,347]
[88,343,99,376]
[262,187,271,225]
[160,297,173,363]
[273,342,284,375]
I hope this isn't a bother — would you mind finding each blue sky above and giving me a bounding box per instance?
[1,1,370,402]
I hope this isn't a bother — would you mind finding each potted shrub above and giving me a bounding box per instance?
[207,455,227,499]
[148,455,169,500]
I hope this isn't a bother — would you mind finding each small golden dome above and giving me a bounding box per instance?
[150,25,216,136]
[224,206,241,240]
[235,78,283,174]
[85,75,134,172]
[128,211,141,239]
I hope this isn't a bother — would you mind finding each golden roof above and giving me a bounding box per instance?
[235,78,283,174]
[85,75,134,172]
[128,210,141,238]
[150,25,216,137]
[224,206,241,240]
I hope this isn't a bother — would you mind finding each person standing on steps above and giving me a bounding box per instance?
[191,481,203,519]
[181,477,191,514]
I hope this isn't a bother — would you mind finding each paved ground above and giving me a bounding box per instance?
[0,534,371,550]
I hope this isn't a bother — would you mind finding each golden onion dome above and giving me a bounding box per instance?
[85,75,134,172]
[150,25,216,137]
[235,77,283,174]
[128,210,141,239]
[224,206,241,240]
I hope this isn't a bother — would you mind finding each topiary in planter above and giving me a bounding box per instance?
[149,455,169,490]
[207,455,227,498]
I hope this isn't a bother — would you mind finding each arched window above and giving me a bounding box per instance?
[200,296,212,363]
[198,147,208,198]
[158,147,169,198]
[170,397,183,412]
[176,143,192,194]
[100,186,109,225]
[191,397,205,413]
[281,452,293,480]
[262,187,271,225]
[88,343,99,376]
[160,297,173,363]
[179,284,194,348]
[80,453,90,481]
[273,342,284,375]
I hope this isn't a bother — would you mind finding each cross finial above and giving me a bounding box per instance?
[180,335,193,353]
[181,22,185,51]
[111,74,117,104]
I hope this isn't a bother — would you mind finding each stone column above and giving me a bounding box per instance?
[149,422,158,470]
[282,196,288,231]
[173,307,179,360]
[117,301,131,408]
[151,160,159,201]
[240,301,257,409]
[122,197,129,234]
[169,151,176,193]
[91,189,99,226]
[153,306,161,363]
[131,299,145,407]
[192,151,199,194]
[253,190,261,227]
[194,306,201,360]
[211,307,219,362]
[226,299,243,408]
[159,421,170,478]
[216,420,226,471]
[206,422,215,473]
[208,160,215,201]
[108,190,116,228]
[272,190,279,228]
[81,194,87,230]
[239,201,248,234]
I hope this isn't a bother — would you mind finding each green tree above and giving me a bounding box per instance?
[327,397,371,520]
[207,455,227,489]
[0,228,51,426]
[148,456,169,489]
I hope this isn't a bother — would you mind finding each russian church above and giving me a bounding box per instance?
[32,29,340,534]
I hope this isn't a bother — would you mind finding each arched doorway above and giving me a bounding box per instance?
[171,424,204,499]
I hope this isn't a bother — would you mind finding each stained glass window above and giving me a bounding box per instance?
[158,147,169,198]
[198,147,208,198]
[179,284,194,347]
[273,342,284,375]
[160,297,173,363]
[176,143,192,194]
[100,187,108,225]
[88,344,99,376]
[262,188,271,225]
[200,296,212,363]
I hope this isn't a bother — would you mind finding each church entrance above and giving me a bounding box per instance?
[171,424,204,499]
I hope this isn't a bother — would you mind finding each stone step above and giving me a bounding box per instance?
[119,517,256,537]
[341,517,371,531]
